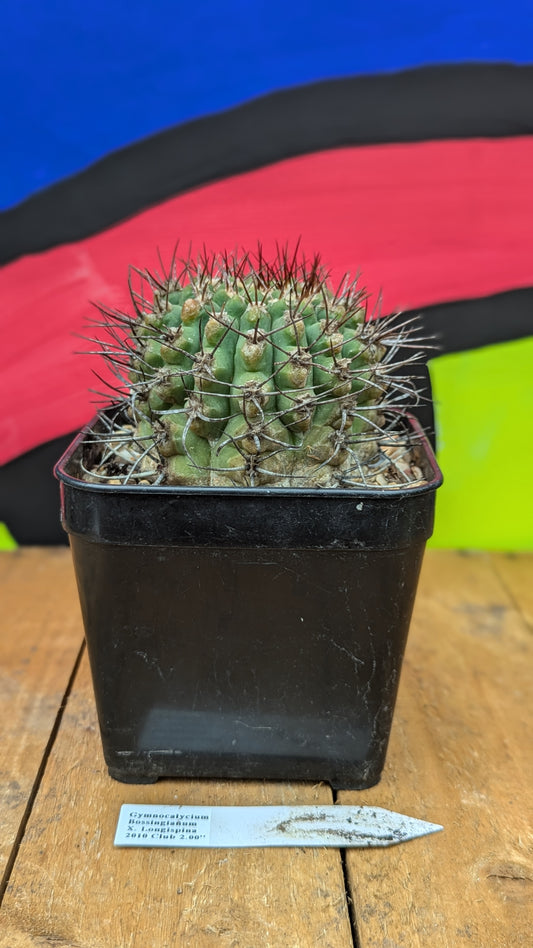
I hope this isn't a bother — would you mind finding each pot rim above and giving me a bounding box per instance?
[55,408,443,500]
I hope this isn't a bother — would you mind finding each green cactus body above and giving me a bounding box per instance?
[187,317,237,438]
[92,247,427,488]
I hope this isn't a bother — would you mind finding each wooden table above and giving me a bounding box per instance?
[0,548,531,947]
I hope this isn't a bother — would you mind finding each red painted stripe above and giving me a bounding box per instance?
[2,137,533,463]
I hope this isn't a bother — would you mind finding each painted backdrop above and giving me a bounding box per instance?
[1,1,532,547]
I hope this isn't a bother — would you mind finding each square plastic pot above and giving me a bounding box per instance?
[55,413,442,790]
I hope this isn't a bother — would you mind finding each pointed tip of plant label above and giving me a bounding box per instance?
[412,819,444,838]
[357,806,443,846]
[393,814,444,844]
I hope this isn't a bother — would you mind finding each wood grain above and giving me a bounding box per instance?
[341,551,533,948]
[0,549,83,880]
[2,549,531,948]
[0,652,354,948]
[491,553,533,631]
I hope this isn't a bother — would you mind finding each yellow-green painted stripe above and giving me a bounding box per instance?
[0,522,18,550]
[429,336,533,550]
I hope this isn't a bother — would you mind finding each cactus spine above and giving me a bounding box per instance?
[88,247,427,488]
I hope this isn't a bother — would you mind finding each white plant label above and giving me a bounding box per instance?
[115,804,211,847]
[114,803,442,849]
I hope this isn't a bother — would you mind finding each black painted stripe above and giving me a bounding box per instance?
[414,286,533,356]
[0,430,75,544]
[401,286,533,439]
[2,63,533,266]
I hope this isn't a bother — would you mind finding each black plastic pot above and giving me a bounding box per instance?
[55,413,442,789]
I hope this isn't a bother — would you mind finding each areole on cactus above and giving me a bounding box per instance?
[85,244,430,489]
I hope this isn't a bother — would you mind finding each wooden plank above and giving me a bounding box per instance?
[340,550,533,948]
[0,548,83,881]
[491,553,533,631]
[0,650,354,947]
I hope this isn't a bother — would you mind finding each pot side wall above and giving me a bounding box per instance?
[69,536,427,789]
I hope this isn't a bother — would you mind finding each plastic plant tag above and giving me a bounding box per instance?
[114,804,442,849]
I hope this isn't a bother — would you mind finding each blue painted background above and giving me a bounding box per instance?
[1,0,532,209]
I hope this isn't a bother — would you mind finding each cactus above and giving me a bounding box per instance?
[86,246,428,488]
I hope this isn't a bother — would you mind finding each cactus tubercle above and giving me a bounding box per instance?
[85,245,429,488]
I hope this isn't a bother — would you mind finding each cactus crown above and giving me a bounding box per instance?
[85,245,429,489]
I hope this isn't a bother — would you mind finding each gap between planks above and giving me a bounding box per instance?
[2,549,531,947]
[0,640,85,906]
[341,550,533,948]
[1,652,356,947]
[0,549,85,882]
